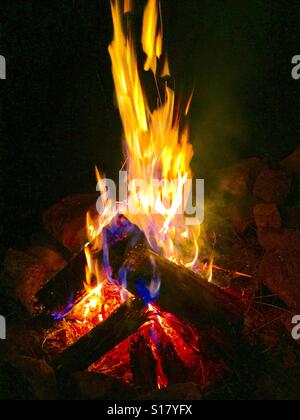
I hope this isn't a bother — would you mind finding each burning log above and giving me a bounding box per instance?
[129,332,158,392]
[36,249,87,315]
[52,249,244,375]
[53,298,147,374]
[36,219,145,314]
[37,239,243,335]
[127,249,244,337]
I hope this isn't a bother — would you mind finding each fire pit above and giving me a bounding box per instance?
[40,0,244,391]
[1,0,300,401]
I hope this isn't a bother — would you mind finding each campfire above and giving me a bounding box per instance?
[39,0,243,390]
[2,0,300,401]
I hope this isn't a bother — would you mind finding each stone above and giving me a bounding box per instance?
[142,382,203,400]
[286,207,300,229]
[254,169,292,204]
[0,357,57,400]
[4,250,49,313]
[72,372,137,400]
[257,228,300,252]
[227,198,256,234]
[43,194,98,252]
[259,250,300,308]
[27,245,67,274]
[3,248,66,314]
[254,204,281,229]
[281,148,300,174]
[219,158,266,197]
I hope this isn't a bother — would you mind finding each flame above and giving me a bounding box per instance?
[109,0,201,267]
[73,0,202,326]
[124,0,132,14]
[206,258,214,283]
[161,57,171,78]
[70,0,203,329]
[75,167,122,325]
[185,88,195,116]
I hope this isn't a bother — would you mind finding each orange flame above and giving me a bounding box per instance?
[108,0,201,267]
[77,0,202,325]
[124,0,132,14]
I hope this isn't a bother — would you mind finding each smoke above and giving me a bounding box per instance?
[164,0,299,183]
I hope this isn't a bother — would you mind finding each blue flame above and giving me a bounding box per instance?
[118,262,130,290]
[51,303,74,321]
[102,227,113,283]
[136,275,161,305]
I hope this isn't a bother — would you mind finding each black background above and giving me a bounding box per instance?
[1,0,300,260]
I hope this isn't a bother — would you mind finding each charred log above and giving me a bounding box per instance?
[36,219,145,314]
[127,248,244,336]
[129,332,158,392]
[53,298,147,374]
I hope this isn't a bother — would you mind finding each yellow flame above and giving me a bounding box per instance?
[185,87,195,116]
[108,0,200,267]
[72,0,204,326]
[142,0,159,74]
[79,0,202,323]
[161,58,171,78]
[156,30,163,59]
[80,169,119,323]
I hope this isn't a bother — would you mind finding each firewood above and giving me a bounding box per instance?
[38,240,244,340]
[130,332,158,392]
[127,249,244,336]
[51,246,245,376]
[53,298,147,374]
[36,249,87,315]
[36,221,145,314]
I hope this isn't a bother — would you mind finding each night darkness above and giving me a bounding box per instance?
[2,0,300,259]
